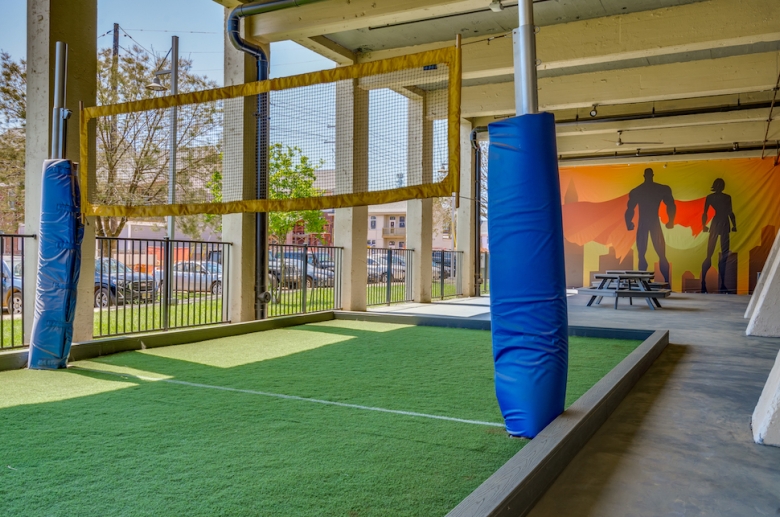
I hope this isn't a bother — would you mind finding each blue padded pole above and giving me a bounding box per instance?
[28,159,84,369]
[488,113,568,438]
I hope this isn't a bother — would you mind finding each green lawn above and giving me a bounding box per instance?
[0,321,640,516]
[0,315,23,349]
[93,296,227,337]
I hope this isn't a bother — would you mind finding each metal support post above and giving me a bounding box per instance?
[385,249,392,305]
[167,35,179,241]
[513,0,539,116]
[162,237,171,330]
[301,244,309,313]
[50,42,71,159]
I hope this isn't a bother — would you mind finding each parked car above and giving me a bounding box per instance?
[94,258,157,307]
[373,256,406,282]
[432,252,455,278]
[206,249,223,265]
[169,261,223,295]
[269,256,334,288]
[271,249,336,272]
[1,260,22,314]
[366,256,406,283]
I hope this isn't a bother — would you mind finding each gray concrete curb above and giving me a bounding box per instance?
[445,329,669,517]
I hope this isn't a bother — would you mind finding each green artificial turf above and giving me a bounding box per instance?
[0,322,640,516]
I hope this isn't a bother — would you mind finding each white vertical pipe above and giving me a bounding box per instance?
[513,0,538,116]
[51,42,68,159]
[168,36,179,240]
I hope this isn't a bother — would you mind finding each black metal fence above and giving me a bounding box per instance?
[267,244,343,318]
[1,234,34,349]
[94,237,231,338]
[366,248,414,306]
[479,251,490,295]
[431,250,464,300]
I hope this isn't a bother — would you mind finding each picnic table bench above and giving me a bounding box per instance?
[578,273,671,310]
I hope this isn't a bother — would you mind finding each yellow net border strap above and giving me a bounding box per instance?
[80,45,462,217]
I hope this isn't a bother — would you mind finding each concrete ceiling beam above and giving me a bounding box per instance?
[455,51,780,118]
[294,36,356,65]
[248,0,492,43]
[357,0,780,82]
[555,109,772,138]
[556,121,780,156]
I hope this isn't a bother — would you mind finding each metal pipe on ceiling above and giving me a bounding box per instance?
[226,0,328,320]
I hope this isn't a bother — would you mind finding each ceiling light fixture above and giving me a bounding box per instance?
[489,0,504,12]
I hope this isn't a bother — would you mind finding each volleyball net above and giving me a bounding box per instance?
[79,46,461,217]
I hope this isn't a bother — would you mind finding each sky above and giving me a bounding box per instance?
[0,0,336,82]
[0,0,447,189]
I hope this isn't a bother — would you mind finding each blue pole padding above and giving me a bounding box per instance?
[487,113,568,438]
[28,159,84,370]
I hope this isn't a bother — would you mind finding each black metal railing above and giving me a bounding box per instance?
[94,237,231,338]
[0,234,34,349]
[267,244,343,318]
[479,251,490,295]
[432,250,464,300]
[366,248,414,306]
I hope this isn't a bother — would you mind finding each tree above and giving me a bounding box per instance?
[94,45,221,240]
[0,47,222,239]
[0,52,26,232]
[268,143,328,244]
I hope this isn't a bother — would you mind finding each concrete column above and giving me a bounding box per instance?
[333,80,368,311]
[747,241,780,336]
[26,0,97,342]
[221,10,263,323]
[406,90,433,303]
[746,228,780,319]
[456,118,476,297]
[752,350,780,446]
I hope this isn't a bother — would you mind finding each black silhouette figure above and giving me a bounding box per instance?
[625,168,676,282]
[701,178,737,293]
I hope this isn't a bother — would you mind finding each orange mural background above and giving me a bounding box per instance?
[558,157,780,294]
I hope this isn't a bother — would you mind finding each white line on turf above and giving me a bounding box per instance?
[71,366,506,428]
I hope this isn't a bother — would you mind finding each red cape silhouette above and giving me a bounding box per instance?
[562,195,710,259]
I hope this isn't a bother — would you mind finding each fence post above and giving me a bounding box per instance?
[162,237,171,331]
[302,244,309,314]
[440,252,445,301]
[386,248,392,305]
[456,252,463,296]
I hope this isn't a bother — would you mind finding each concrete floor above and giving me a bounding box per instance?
[372,293,780,516]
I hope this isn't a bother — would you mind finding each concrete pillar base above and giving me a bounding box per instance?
[747,236,780,337]
[408,199,433,303]
[335,206,368,311]
[746,228,780,319]
[753,350,780,446]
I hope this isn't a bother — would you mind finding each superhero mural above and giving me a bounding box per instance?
[559,158,780,294]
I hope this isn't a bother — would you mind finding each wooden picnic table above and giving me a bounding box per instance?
[578,272,671,310]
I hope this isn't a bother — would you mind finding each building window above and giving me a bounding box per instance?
[367,239,376,247]
[443,221,452,237]
[389,241,395,248]
[399,216,405,228]
[370,216,377,229]
[398,242,405,249]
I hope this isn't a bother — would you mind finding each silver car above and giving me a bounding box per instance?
[170,261,223,295]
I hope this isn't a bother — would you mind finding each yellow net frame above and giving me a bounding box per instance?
[79,45,462,217]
